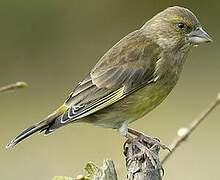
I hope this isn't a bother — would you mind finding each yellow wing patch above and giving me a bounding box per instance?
[73,86,125,120]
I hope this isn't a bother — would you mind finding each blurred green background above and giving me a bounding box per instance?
[0,0,219,179]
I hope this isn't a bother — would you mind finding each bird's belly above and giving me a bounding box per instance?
[85,77,176,129]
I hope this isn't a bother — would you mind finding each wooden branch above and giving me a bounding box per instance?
[161,92,220,164]
[71,138,163,180]
[0,82,28,93]
[124,138,163,180]
[53,138,163,180]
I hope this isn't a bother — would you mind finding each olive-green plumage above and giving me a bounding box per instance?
[6,6,212,148]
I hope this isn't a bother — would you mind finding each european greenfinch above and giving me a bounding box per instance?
[6,6,212,149]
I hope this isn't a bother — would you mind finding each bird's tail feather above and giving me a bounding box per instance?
[6,119,51,149]
[6,105,68,149]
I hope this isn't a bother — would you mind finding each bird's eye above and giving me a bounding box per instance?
[177,22,185,29]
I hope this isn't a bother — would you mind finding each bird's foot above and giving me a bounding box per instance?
[128,128,171,152]
[124,135,163,172]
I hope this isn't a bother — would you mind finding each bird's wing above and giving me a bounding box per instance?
[59,30,161,124]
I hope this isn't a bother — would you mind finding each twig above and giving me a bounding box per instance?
[162,92,220,164]
[0,82,28,93]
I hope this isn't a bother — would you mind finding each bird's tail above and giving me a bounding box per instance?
[6,105,67,149]
[6,119,51,149]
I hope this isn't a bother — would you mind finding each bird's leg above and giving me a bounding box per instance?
[128,128,171,152]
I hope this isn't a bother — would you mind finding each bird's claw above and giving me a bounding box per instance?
[128,138,162,171]
[128,128,171,152]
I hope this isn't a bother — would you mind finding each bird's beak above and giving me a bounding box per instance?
[187,27,213,44]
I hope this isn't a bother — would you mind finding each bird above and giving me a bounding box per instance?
[6,6,212,149]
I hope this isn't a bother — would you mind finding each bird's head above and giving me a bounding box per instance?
[142,6,212,50]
